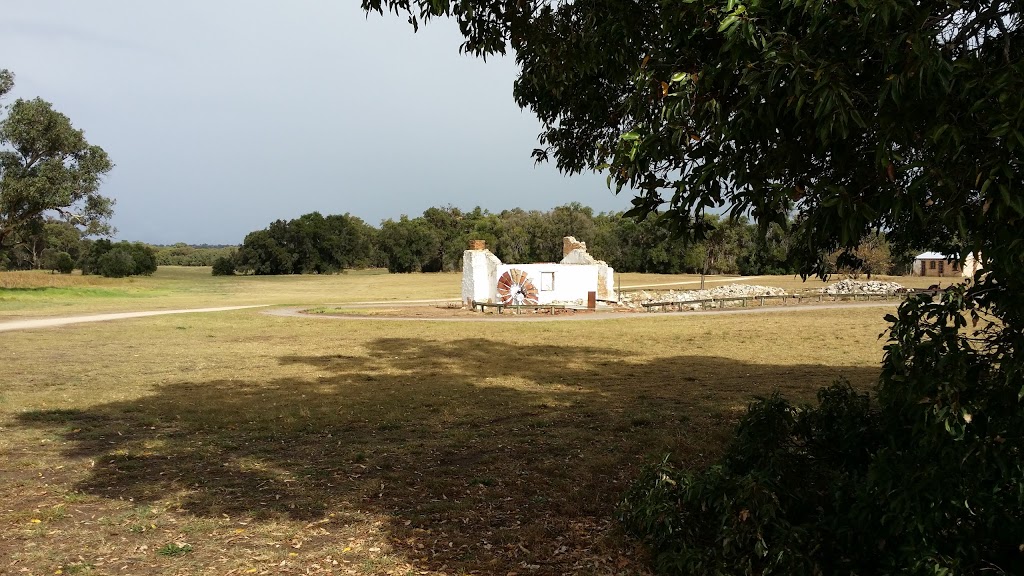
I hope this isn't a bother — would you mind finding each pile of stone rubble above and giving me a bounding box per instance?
[820,279,905,295]
[618,284,787,310]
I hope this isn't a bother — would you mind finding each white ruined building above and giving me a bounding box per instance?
[461,237,616,307]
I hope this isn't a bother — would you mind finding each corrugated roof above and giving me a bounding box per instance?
[916,252,949,259]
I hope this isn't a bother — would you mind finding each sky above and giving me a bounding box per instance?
[1,1,633,245]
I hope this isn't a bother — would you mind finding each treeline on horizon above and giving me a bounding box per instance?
[217,203,912,277]
[0,220,159,277]
[0,219,228,274]
[1,204,913,277]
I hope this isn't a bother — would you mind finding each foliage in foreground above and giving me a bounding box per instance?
[362,0,1024,571]
[620,287,1024,575]
[620,382,879,574]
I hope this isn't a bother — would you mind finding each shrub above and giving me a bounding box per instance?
[97,247,136,278]
[79,240,155,277]
[619,381,879,575]
[46,251,74,274]
[211,255,235,276]
[77,238,112,275]
[621,286,1024,574]
[868,287,1024,574]
[123,242,157,276]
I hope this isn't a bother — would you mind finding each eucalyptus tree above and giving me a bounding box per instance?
[0,70,114,253]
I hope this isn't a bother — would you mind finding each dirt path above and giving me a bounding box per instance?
[0,305,269,333]
[266,300,899,323]
[0,298,900,333]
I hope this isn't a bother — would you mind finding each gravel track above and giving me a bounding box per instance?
[0,299,900,333]
[265,300,899,322]
[0,305,269,333]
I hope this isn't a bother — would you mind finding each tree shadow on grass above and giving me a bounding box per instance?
[16,337,878,574]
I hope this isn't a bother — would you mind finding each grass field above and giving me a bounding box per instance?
[616,271,947,292]
[1,268,917,575]
[0,268,461,319]
[1,267,953,320]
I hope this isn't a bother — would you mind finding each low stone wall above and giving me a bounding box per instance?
[820,279,905,295]
[618,284,786,310]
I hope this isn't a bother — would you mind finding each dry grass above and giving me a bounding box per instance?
[0,270,120,289]
[0,277,895,576]
[616,272,734,287]
[0,267,462,319]
[2,267,953,322]
[618,271,958,292]
[732,273,957,292]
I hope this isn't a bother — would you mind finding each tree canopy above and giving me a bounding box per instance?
[227,204,835,276]
[363,0,1020,271]
[363,0,1024,572]
[0,70,114,252]
[235,212,378,275]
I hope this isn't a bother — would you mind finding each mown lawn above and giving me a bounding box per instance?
[0,271,896,575]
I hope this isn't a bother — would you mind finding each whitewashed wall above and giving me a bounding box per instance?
[463,248,616,306]
[964,253,983,277]
[497,263,602,305]
[461,250,501,304]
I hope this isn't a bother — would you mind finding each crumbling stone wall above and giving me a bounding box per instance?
[462,237,616,306]
[558,237,614,299]
[461,240,502,305]
[562,236,587,257]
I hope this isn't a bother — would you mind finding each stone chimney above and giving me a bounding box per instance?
[468,239,487,251]
[562,236,587,257]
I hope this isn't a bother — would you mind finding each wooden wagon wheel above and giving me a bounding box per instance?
[497,268,539,305]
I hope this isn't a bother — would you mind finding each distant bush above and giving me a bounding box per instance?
[45,251,75,274]
[236,212,378,275]
[97,247,136,278]
[211,255,236,276]
[153,243,236,266]
[78,239,111,275]
[125,242,157,276]
[81,241,157,278]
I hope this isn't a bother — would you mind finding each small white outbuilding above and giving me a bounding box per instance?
[913,252,982,278]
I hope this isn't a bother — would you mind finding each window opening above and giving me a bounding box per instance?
[540,272,555,291]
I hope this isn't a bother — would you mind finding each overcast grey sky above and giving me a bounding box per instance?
[2,1,632,245]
